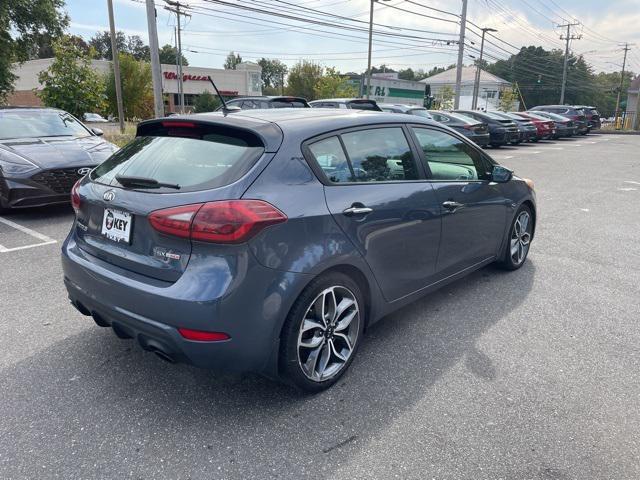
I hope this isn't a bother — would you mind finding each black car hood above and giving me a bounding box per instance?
[0,135,116,170]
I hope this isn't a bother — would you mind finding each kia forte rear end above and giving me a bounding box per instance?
[62,119,301,375]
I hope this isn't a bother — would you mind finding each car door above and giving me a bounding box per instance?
[304,126,442,302]
[410,126,508,277]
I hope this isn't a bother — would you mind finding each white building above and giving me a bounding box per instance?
[420,66,514,110]
[8,58,262,113]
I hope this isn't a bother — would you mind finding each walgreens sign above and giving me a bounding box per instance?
[163,71,209,81]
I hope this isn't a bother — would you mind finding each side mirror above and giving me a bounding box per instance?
[491,165,513,183]
[91,127,104,136]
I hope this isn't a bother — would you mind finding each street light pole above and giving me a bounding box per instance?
[365,0,390,99]
[145,0,164,118]
[471,27,497,110]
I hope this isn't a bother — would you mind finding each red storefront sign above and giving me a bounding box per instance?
[162,71,238,95]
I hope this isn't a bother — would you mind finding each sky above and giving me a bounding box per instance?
[64,0,640,76]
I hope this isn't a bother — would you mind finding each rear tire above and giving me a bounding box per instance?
[280,272,365,393]
[497,205,533,270]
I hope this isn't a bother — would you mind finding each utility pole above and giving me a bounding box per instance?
[454,0,468,109]
[471,27,497,110]
[165,1,190,113]
[614,43,630,129]
[365,0,390,99]
[146,0,164,118]
[558,22,581,104]
[107,0,125,133]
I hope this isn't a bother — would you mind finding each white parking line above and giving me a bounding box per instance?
[0,216,58,253]
[624,181,640,185]
[544,147,564,150]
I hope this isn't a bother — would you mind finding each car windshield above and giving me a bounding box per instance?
[408,109,432,118]
[0,110,91,140]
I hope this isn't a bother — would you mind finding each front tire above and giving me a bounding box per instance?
[280,272,364,392]
[498,205,533,270]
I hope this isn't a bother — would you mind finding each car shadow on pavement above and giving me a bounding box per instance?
[0,260,536,478]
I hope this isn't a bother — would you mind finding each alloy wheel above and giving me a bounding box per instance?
[510,211,532,265]
[297,286,360,382]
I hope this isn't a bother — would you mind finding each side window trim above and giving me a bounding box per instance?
[302,123,428,186]
[407,124,494,183]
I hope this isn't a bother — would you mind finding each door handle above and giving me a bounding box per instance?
[442,201,464,211]
[343,206,373,216]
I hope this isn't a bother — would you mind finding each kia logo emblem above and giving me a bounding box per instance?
[77,167,92,175]
[103,190,116,202]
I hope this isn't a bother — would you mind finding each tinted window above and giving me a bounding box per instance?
[408,109,432,118]
[91,128,265,192]
[347,101,379,111]
[412,128,490,181]
[431,113,449,122]
[0,110,91,140]
[241,100,258,109]
[308,137,353,183]
[341,128,418,182]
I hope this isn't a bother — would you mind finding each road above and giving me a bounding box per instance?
[1,134,639,479]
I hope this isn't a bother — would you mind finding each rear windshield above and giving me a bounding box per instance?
[90,126,264,192]
[271,100,307,108]
[0,110,91,140]
[408,109,432,118]
[347,101,380,111]
[482,111,511,121]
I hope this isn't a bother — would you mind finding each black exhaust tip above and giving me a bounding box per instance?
[151,348,175,363]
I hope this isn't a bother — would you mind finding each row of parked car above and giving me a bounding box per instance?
[218,96,600,149]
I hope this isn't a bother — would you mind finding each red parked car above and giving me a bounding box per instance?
[510,112,556,140]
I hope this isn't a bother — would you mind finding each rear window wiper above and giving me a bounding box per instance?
[115,175,181,190]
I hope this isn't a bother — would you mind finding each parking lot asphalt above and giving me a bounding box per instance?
[1,134,639,479]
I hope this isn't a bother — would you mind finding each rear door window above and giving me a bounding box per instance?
[412,127,491,181]
[91,125,265,192]
[307,127,420,183]
[340,128,419,182]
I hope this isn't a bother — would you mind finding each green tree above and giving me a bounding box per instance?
[89,31,150,61]
[314,67,358,99]
[257,58,288,90]
[105,53,153,119]
[438,85,454,109]
[193,90,220,113]
[0,0,68,102]
[37,37,106,118]
[498,87,518,112]
[158,44,189,66]
[285,60,323,100]
[224,51,243,70]
[398,68,416,81]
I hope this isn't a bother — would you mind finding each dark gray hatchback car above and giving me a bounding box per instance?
[62,109,536,391]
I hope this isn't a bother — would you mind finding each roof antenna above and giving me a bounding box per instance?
[207,76,240,115]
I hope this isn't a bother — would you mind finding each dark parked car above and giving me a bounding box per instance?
[510,112,556,140]
[427,110,490,146]
[528,111,575,137]
[529,105,589,134]
[63,109,536,391]
[0,107,118,212]
[489,111,536,144]
[309,98,382,111]
[453,110,519,147]
[220,96,310,110]
[573,105,601,130]
[378,103,432,119]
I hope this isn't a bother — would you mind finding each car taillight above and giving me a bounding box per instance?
[149,200,287,244]
[71,180,81,213]
[178,328,230,342]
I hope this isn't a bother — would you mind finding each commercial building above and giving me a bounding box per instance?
[626,75,640,129]
[420,66,515,111]
[347,73,427,106]
[7,58,262,113]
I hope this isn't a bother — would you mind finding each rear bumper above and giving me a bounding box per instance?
[462,131,490,146]
[62,232,310,374]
